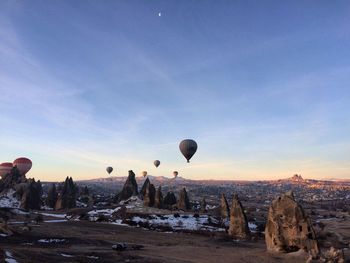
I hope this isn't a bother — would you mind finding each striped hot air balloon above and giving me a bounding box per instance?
[13,157,32,175]
[179,139,198,163]
[0,162,13,178]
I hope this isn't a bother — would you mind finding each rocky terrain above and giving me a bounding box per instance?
[0,171,349,262]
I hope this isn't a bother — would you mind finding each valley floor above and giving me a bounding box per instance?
[1,220,314,263]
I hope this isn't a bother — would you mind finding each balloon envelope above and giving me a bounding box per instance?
[173,171,178,178]
[13,157,32,175]
[142,171,147,177]
[0,162,13,177]
[179,139,198,163]
[106,166,113,174]
[154,160,160,168]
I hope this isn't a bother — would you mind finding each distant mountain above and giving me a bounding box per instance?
[78,175,189,184]
[77,174,350,186]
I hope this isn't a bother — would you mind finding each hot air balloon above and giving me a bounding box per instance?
[142,171,147,177]
[173,171,178,178]
[154,160,160,168]
[0,162,13,178]
[106,166,113,175]
[179,139,198,163]
[13,157,32,175]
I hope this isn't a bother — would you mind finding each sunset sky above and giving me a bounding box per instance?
[0,1,349,181]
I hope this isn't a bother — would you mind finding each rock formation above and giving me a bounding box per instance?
[117,170,138,202]
[228,194,250,239]
[140,178,150,199]
[20,179,42,210]
[112,205,127,220]
[143,183,156,207]
[220,193,230,219]
[0,167,43,210]
[0,167,26,194]
[163,191,177,210]
[291,174,303,181]
[265,191,319,256]
[200,198,207,213]
[154,186,163,209]
[46,183,58,209]
[78,186,93,207]
[177,188,191,211]
[322,247,344,263]
[55,177,77,210]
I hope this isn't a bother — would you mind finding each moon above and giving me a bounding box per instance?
[158,12,162,17]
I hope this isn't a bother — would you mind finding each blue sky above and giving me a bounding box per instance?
[0,1,349,181]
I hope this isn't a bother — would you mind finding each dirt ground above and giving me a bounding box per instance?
[0,221,314,263]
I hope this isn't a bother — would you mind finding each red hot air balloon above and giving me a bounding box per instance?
[0,162,13,178]
[13,157,32,175]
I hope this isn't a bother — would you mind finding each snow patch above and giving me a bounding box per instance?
[130,214,224,232]
[76,200,87,208]
[87,256,99,259]
[88,207,121,221]
[110,219,129,226]
[0,189,20,208]
[60,253,74,257]
[38,238,66,243]
[44,219,67,223]
[5,251,18,263]
[37,212,67,218]
[248,222,258,231]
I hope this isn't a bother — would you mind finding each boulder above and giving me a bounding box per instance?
[143,183,156,207]
[228,194,250,239]
[177,188,191,211]
[265,192,319,256]
[154,186,163,209]
[163,192,177,210]
[117,170,138,202]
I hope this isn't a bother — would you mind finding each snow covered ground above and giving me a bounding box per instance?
[38,238,66,243]
[88,207,121,221]
[120,196,144,210]
[60,253,74,258]
[248,222,258,232]
[5,251,19,263]
[87,199,259,234]
[0,189,20,208]
[130,214,224,232]
[36,212,67,218]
